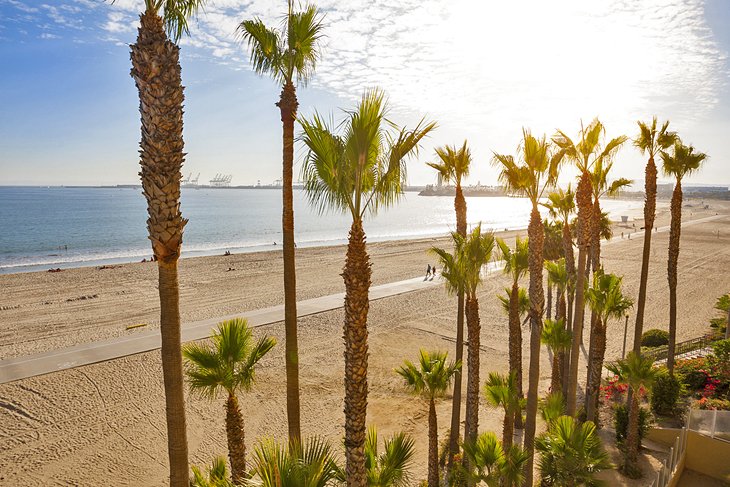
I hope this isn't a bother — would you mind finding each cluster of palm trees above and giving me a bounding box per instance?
[129,0,708,485]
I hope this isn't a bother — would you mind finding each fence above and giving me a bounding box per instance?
[643,331,723,363]
[650,427,687,487]
[687,409,730,442]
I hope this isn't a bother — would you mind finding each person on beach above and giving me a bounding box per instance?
[425,264,431,278]
[432,265,437,277]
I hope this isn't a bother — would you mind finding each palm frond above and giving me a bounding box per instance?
[238,18,285,82]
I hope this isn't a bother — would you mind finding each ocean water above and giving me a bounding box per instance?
[0,186,644,274]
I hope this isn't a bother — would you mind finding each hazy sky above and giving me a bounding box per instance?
[1,0,728,187]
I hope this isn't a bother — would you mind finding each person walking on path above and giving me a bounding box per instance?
[426,264,432,278]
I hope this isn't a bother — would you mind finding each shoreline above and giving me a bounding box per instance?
[0,196,670,275]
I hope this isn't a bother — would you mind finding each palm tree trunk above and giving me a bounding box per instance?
[131,11,189,485]
[558,292,570,395]
[225,393,247,483]
[547,282,553,320]
[448,185,468,467]
[633,157,657,354]
[523,207,544,487]
[624,393,641,475]
[509,282,523,430]
[503,404,515,450]
[343,219,371,487]
[667,181,683,375]
[429,397,439,487]
[464,295,481,445]
[585,320,607,423]
[585,198,603,423]
[550,349,562,395]
[277,80,302,441]
[567,171,593,416]
[563,222,575,400]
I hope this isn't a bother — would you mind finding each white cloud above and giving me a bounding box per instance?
[39,32,59,39]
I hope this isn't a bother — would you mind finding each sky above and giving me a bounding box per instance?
[0,0,729,187]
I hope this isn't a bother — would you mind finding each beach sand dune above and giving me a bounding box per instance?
[0,201,728,485]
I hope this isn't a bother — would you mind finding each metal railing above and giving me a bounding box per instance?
[650,427,688,487]
[644,331,723,363]
[687,409,730,442]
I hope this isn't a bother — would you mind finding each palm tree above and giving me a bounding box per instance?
[553,119,626,416]
[427,141,472,466]
[496,236,529,428]
[539,391,566,427]
[606,352,658,477]
[238,2,325,441]
[541,318,572,395]
[183,318,276,483]
[483,371,523,450]
[364,427,415,487]
[461,432,529,487]
[662,140,708,375]
[493,129,562,485]
[129,0,207,483]
[432,225,495,448]
[632,118,677,355]
[190,457,237,487]
[396,350,461,487]
[535,415,611,486]
[300,89,435,486]
[249,437,343,487]
[584,271,633,422]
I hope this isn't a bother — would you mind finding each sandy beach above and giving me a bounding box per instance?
[1,199,729,486]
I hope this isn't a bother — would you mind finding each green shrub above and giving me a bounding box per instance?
[614,403,652,447]
[675,357,710,391]
[641,329,669,348]
[651,369,682,415]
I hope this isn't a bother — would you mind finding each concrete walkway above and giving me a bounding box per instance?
[0,274,443,385]
[1,212,726,385]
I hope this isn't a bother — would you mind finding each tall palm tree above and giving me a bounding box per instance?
[483,371,523,450]
[364,427,415,487]
[535,415,611,486]
[545,258,571,394]
[432,225,495,449]
[183,318,276,483]
[543,219,564,321]
[553,119,626,416]
[544,187,576,374]
[496,236,529,428]
[461,432,529,487]
[493,129,561,485]
[426,141,472,466]
[662,140,708,374]
[584,271,633,422]
[249,437,343,487]
[300,89,434,486]
[130,0,206,483]
[632,118,677,355]
[396,350,461,487]
[541,318,571,395]
[238,2,325,441]
[606,352,658,477]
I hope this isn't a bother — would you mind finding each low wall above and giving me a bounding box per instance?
[684,430,730,483]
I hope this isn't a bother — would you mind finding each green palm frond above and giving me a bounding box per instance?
[497,287,529,317]
[238,2,324,86]
[586,270,633,326]
[190,456,236,487]
[428,141,472,186]
[605,351,657,391]
[483,371,522,416]
[634,117,677,157]
[553,119,626,176]
[543,185,575,223]
[541,318,571,353]
[661,140,708,182]
[431,224,494,297]
[364,426,415,487]
[300,89,434,221]
[462,432,528,487]
[497,236,529,284]
[535,415,611,486]
[249,437,343,487]
[396,349,460,400]
[545,258,568,293]
[183,318,276,398]
[493,129,562,205]
[539,391,566,427]
[146,0,207,43]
